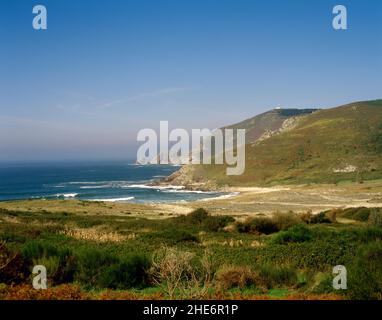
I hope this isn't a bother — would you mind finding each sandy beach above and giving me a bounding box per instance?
[1,180,381,219]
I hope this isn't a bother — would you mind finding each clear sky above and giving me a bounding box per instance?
[0,0,381,161]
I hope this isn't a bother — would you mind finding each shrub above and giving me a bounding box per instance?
[176,208,234,232]
[300,211,314,224]
[349,226,382,242]
[203,216,235,232]
[215,265,259,290]
[253,236,356,271]
[325,210,338,223]
[340,207,372,222]
[0,231,26,243]
[310,212,332,224]
[236,212,301,235]
[150,246,214,299]
[250,217,279,235]
[150,229,199,244]
[272,211,301,230]
[99,255,151,290]
[368,209,382,228]
[74,248,117,288]
[235,221,251,233]
[0,242,28,284]
[257,265,297,288]
[187,208,209,223]
[302,211,335,224]
[348,242,382,300]
[236,217,279,235]
[272,224,313,244]
[215,264,297,290]
[309,273,335,294]
[74,248,150,290]
[256,217,281,234]
[22,241,76,285]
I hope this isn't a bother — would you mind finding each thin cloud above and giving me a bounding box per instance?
[99,87,191,109]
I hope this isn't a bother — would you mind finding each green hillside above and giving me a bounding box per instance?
[224,108,318,144]
[169,100,382,187]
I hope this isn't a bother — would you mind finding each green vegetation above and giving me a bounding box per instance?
[236,211,302,235]
[271,224,313,244]
[75,248,150,290]
[170,100,382,186]
[174,208,235,232]
[348,242,382,300]
[1,205,382,299]
[336,207,382,226]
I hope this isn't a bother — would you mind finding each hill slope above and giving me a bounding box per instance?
[167,100,382,188]
[225,108,318,144]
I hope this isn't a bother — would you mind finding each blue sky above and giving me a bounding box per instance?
[0,0,381,161]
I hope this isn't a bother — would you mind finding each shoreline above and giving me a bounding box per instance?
[1,180,381,218]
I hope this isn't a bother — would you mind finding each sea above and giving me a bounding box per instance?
[0,160,228,203]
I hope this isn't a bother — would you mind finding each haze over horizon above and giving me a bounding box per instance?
[1,0,381,161]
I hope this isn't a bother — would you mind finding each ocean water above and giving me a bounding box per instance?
[0,161,225,203]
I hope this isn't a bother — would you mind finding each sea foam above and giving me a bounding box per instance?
[55,193,79,198]
[89,196,135,202]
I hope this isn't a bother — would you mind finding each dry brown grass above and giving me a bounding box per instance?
[59,227,131,242]
[0,284,343,300]
[0,284,89,300]
[149,246,215,299]
[215,265,265,291]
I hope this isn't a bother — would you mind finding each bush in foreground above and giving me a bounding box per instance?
[74,248,150,290]
[99,255,151,290]
[271,224,313,244]
[21,241,76,286]
[176,208,235,232]
[215,265,259,290]
[146,229,199,244]
[368,209,382,228]
[0,242,28,284]
[339,207,379,222]
[236,217,279,235]
[348,241,382,299]
[149,246,215,299]
[215,264,297,291]
[236,212,301,235]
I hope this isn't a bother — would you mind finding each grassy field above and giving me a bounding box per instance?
[1,197,382,300]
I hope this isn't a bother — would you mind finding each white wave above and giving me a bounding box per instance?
[89,196,135,202]
[162,189,216,194]
[198,192,240,201]
[80,185,111,189]
[62,180,148,186]
[67,181,128,185]
[67,181,102,185]
[55,193,79,198]
[124,184,185,190]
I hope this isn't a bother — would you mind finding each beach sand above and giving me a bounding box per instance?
[1,180,381,218]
